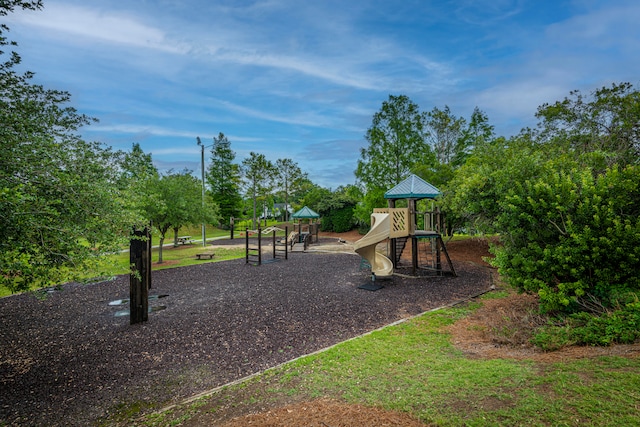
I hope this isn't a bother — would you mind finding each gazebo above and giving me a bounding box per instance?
[291,206,320,243]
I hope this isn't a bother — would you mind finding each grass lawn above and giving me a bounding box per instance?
[96,243,246,275]
[0,225,244,298]
[139,291,640,427]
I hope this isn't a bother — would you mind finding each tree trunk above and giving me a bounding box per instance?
[252,187,257,230]
[173,227,179,247]
[158,237,165,263]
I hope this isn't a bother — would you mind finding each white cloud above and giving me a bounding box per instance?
[454,0,525,26]
[91,124,195,138]
[212,98,334,128]
[9,3,188,54]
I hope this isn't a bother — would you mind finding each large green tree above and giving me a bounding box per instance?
[315,185,360,233]
[275,158,306,222]
[143,170,217,263]
[1,1,133,292]
[455,106,495,166]
[115,142,158,220]
[241,152,276,229]
[443,135,543,234]
[206,133,242,227]
[426,105,466,166]
[355,94,435,193]
[534,82,640,166]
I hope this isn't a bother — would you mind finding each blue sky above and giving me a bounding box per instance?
[6,0,640,188]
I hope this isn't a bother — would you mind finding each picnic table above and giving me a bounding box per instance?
[176,236,193,245]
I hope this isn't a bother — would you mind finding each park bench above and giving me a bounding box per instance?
[195,252,215,260]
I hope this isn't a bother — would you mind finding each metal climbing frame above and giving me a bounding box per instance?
[245,226,289,266]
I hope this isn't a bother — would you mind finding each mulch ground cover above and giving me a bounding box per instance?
[0,247,492,426]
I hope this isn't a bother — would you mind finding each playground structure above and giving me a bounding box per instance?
[291,205,320,248]
[354,174,456,279]
[245,226,290,266]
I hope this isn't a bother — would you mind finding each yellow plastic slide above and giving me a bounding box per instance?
[353,212,394,278]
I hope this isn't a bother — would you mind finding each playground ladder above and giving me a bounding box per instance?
[393,237,409,265]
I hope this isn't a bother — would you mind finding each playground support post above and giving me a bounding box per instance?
[245,227,249,264]
[258,227,262,265]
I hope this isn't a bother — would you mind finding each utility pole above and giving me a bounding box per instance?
[197,137,206,247]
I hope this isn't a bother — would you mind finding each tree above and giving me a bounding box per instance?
[115,142,158,220]
[534,82,640,166]
[1,1,133,292]
[417,106,495,191]
[355,94,435,193]
[456,107,495,166]
[426,105,466,165]
[275,158,307,222]
[143,170,217,263]
[297,181,331,212]
[315,186,359,233]
[118,142,157,184]
[241,152,276,229]
[206,133,242,227]
[443,135,545,234]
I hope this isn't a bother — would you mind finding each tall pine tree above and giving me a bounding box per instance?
[206,133,242,227]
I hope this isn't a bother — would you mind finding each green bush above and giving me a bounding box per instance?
[531,323,575,351]
[570,300,640,346]
[320,205,355,233]
[532,298,640,348]
[492,163,640,312]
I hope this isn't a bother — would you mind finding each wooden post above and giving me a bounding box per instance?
[285,226,288,260]
[410,199,418,275]
[435,235,442,273]
[230,217,234,240]
[245,227,249,264]
[130,227,150,324]
[388,199,397,268]
[411,236,418,276]
[146,226,152,290]
[257,227,262,265]
[272,227,276,259]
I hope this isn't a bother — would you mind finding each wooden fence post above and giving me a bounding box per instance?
[130,227,150,324]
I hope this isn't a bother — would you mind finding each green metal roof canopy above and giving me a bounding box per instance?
[384,174,442,200]
[291,205,320,219]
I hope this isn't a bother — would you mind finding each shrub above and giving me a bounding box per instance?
[320,205,355,233]
[570,300,640,346]
[492,163,640,313]
[531,323,576,351]
[532,298,640,348]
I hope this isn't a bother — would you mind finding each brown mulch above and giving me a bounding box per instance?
[0,233,493,426]
[219,399,426,427]
[447,290,640,363]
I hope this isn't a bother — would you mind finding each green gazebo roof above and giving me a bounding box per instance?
[291,206,320,218]
[384,174,441,200]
